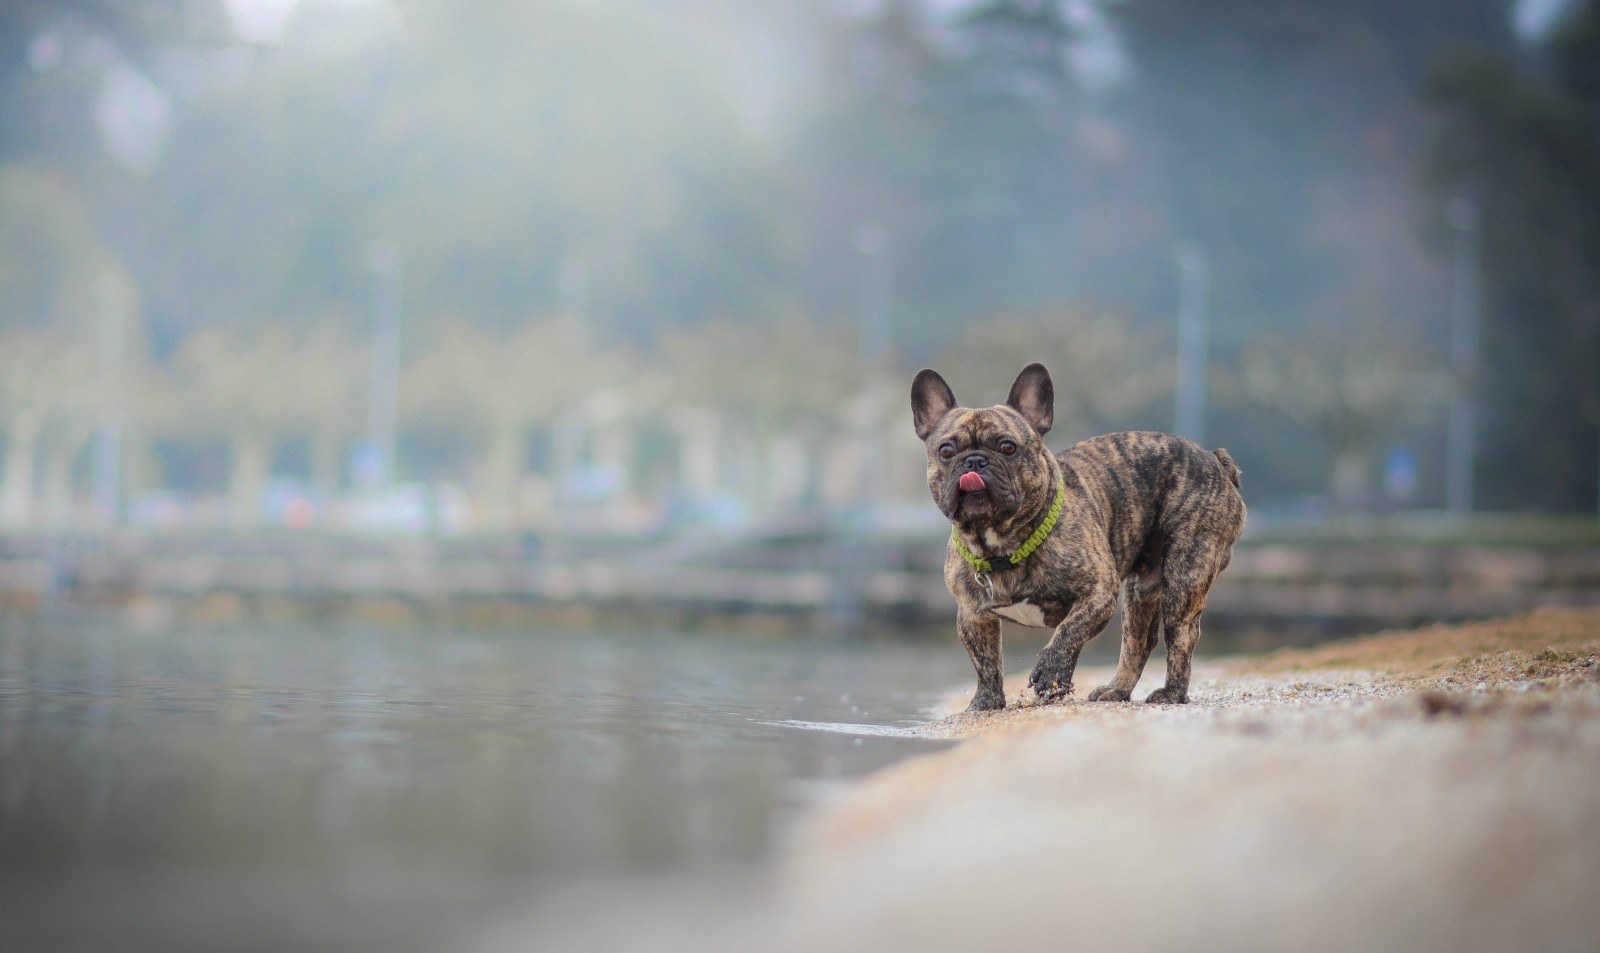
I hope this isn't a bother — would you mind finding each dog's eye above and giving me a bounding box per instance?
[938,443,956,460]
[999,440,1018,455]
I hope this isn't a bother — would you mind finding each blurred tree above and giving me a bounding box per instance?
[403,319,608,529]
[1105,0,1516,347]
[15,0,1590,516]
[0,167,145,524]
[796,0,1519,378]
[659,316,856,440]
[1550,0,1600,108]
[292,322,366,498]
[130,0,787,341]
[1425,0,1600,510]
[0,1,229,168]
[656,315,858,510]
[0,166,113,330]
[931,311,1173,442]
[0,328,97,525]
[1239,320,1437,500]
[0,3,228,520]
[797,1,1118,344]
[958,0,1078,103]
[166,326,358,525]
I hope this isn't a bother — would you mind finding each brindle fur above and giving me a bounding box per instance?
[911,363,1246,710]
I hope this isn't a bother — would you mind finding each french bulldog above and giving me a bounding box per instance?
[911,362,1246,709]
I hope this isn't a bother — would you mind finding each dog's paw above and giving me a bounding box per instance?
[1026,665,1073,704]
[1086,685,1131,702]
[1144,686,1189,705]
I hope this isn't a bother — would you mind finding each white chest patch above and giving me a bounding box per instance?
[991,601,1048,628]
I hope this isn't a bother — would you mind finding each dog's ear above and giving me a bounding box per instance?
[911,369,957,441]
[1005,363,1053,437]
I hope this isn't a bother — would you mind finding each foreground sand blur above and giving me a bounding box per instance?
[477,608,1600,953]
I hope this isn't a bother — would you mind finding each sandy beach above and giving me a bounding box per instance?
[787,607,1600,953]
[479,607,1600,953]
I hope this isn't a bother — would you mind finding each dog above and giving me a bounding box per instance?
[911,362,1245,709]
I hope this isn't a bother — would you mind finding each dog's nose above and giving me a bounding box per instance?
[963,454,988,471]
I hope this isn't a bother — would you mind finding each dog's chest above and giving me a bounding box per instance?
[990,600,1049,628]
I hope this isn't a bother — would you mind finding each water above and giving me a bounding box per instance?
[0,615,957,951]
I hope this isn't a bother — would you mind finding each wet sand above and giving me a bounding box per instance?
[475,608,1600,953]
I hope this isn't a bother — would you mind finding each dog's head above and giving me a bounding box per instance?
[910,363,1055,529]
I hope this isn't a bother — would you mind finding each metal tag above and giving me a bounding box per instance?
[976,571,995,604]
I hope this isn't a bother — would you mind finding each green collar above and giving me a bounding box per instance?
[951,474,1066,575]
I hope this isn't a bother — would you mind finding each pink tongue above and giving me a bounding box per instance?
[959,472,986,492]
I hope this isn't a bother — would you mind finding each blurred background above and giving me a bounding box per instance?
[0,0,1596,536]
[3,1,1600,949]
[3,0,1599,633]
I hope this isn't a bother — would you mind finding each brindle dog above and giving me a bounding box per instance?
[911,363,1246,709]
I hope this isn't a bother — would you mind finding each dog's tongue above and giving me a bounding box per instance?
[958,471,986,492]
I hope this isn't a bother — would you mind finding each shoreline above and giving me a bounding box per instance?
[770,606,1600,953]
[913,604,1600,736]
[439,606,1600,953]
[470,607,1600,953]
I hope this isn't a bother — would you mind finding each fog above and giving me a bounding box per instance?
[2,0,1598,536]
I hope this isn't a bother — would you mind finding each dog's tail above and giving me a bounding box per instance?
[1213,448,1241,489]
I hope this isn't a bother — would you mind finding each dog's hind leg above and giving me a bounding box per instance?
[1145,535,1227,704]
[1146,588,1203,704]
[1087,572,1161,702]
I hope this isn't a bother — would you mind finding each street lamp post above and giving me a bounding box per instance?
[91,271,126,524]
[367,242,402,488]
[1445,199,1480,515]
[1173,240,1210,445]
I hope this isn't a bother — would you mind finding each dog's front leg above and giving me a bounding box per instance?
[957,608,1006,712]
[1026,581,1117,703]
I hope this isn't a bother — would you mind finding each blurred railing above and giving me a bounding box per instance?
[3,527,1598,643]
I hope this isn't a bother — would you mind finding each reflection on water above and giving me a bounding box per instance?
[0,615,954,951]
